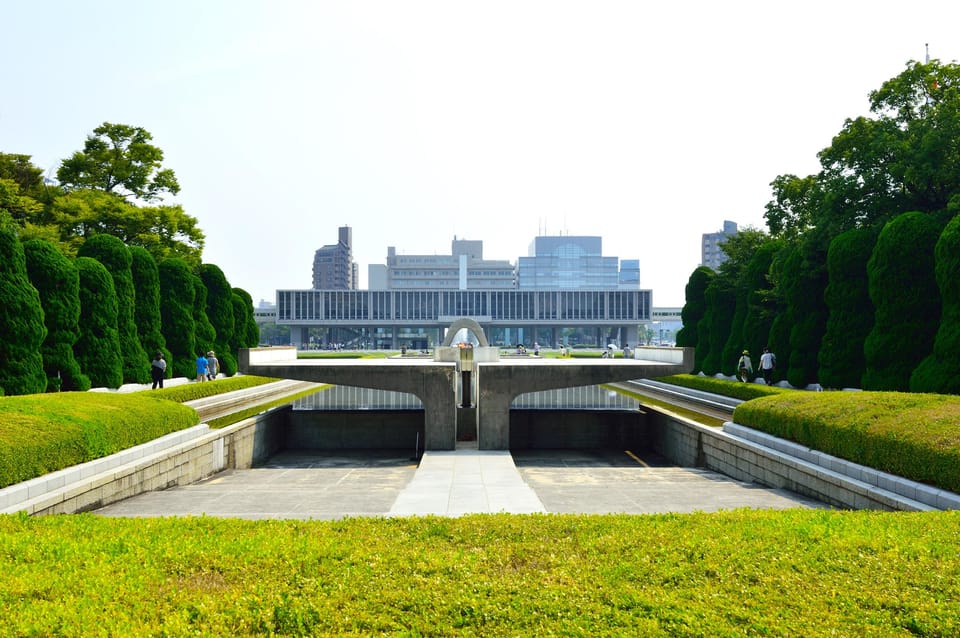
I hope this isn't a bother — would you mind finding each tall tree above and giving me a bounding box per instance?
[862,212,945,391]
[56,122,180,202]
[78,234,149,384]
[158,258,196,379]
[75,256,123,389]
[231,287,260,350]
[199,264,236,375]
[675,266,713,371]
[0,218,47,395]
[129,246,168,368]
[191,273,216,357]
[911,212,960,393]
[23,239,89,392]
[818,227,877,389]
[740,240,782,369]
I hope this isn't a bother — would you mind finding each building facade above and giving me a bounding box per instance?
[276,288,651,350]
[312,226,357,290]
[701,220,738,271]
[368,238,515,290]
[516,235,638,290]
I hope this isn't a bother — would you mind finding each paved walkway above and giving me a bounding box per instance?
[94,448,824,519]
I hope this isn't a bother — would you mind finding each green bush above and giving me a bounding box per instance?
[819,227,876,389]
[0,223,47,396]
[911,212,960,393]
[0,392,198,488]
[74,256,123,389]
[158,258,197,379]
[129,245,169,372]
[733,391,960,493]
[656,374,790,401]
[22,239,90,392]
[151,375,277,403]
[675,266,712,363]
[863,212,944,390]
[78,234,150,384]
[199,263,235,375]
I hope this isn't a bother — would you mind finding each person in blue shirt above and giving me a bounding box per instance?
[196,353,209,382]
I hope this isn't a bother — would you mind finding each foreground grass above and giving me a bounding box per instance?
[1,510,958,635]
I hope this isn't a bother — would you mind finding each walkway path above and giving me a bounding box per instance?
[94,448,824,519]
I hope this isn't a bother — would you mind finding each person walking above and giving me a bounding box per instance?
[195,353,209,382]
[150,352,166,390]
[206,351,219,381]
[737,350,753,383]
[759,346,777,385]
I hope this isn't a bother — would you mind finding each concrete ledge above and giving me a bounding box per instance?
[648,409,951,511]
[0,407,289,516]
[723,422,960,510]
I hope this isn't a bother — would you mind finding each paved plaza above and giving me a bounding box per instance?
[94,447,825,519]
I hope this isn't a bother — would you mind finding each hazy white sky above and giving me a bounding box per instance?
[3,1,958,306]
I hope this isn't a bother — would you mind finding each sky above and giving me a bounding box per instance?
[3,1,959,307]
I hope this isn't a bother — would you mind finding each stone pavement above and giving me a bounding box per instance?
[93,447,825,519]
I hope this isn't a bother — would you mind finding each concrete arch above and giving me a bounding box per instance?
[441,318,490,348]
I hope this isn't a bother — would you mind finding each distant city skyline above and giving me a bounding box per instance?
[3,1,958,308]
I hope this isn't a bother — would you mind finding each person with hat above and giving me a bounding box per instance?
[737,349,753,383]
[206,351,219,381]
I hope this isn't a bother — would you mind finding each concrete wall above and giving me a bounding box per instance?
[285,410,423,450]
[510,410,649,450]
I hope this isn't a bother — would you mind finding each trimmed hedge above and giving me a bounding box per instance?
[732,391,960,493]
[0,392,198,488]
[656,374,790,401]
[151,375,277,403]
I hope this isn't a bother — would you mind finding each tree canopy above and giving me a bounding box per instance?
[57,122,180,203]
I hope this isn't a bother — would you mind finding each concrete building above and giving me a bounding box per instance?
[368,238,515,290]
[312,226,357,290]
[517,235,638,290]
[701,220,738,271]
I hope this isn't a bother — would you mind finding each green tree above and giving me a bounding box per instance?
[199,264,236,376]
[676,266,713,371]
[78,234,149,384]
[862,212,945,391]
[158,258,196,379]
[129,246,168,370]
[75,256,123,389]
[911,212,960,393]
[191,273,216,358]
[231,287,260,349]
[717,228,771,377]
[764,246,793,382]
[0,218,47,395]
[45,190,203,267]
[818,227,877,389]
[699,276,736,376]
[740,240,783,370]
[57,122,180,202]
[23,239,90,392]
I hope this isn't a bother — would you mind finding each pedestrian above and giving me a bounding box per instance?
[737,349,753,383]
[150,352,166,390]
[759,346,777,385]
[196,352,208,382]
[206,351,219,381]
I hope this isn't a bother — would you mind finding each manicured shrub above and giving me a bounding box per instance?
[0,392,198,488]
[740,241,781,368]
[863,212,944,391]
[191,272,216,356]
[22,239,90,391]
[0,222,47,395]
[199,263,235,376]
[733,391,960,493]
[232,287,260,348]
[699,276,736,375]
[764,245,793,379]
[783,237,828,388]
[74,256,123,388]
[911,212,960,393]
[158,258,196,379]
[818,227,877,389]
[78,234,149,383]
[675,266,713,364]
[129,245,169,370]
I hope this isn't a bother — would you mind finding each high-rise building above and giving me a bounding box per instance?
[701,220,738,271]
[517,235,637,289]
[368,237,515,290]
[312,226,357,290]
